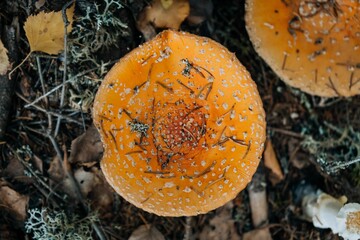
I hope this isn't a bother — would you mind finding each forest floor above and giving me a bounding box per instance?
[0,0,359,239]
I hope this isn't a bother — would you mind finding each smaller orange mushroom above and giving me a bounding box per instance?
[93,30,266,216]
[246,0,360,97]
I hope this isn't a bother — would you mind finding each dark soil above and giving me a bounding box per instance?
[0,0,359,239]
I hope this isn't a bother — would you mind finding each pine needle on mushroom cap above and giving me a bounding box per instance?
[93,30,266,217]
[246,0,360,97]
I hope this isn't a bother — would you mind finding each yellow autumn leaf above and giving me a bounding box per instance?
[0,40,10,75]
[24,5,74,55]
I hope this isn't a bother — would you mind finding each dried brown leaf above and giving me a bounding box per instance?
[3,156,34,184]
[243,228,272,240]
[68,125,103,164]
[48,155,65,183]
[137,0,189,40]
[288,138,310,169]
[199,202,240,240]
[264,140,284,185]
[89,183,114,215]
[48,155,78,201]
[23,5,74,55]
[0,40,10,75]
[0,182,29,221]
[129,224,165,240]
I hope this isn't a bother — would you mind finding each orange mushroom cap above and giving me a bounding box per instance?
[93,30,266,216]
[246,0,360,97]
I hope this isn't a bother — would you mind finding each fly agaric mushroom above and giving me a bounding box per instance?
[93,30,266,216]
[245,0,360,97]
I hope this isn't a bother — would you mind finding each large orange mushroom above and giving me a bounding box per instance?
[246,0,360,97]
[93,30,266,216]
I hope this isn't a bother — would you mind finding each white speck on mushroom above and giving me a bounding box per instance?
[219,68,225,76]
[263,22,274,29]
[143,177,151,183]
[222,103,229,110]
[127,173,135,179]
[163,182,175,188]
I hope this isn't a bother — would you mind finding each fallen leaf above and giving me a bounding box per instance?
[0,40,10,75]
[129,224,165,240]
[3,156,34,184]
[48,155,79,201]
[48,155,66,183]
[137,0,189,40]
[288,138,311,169]
[19,74,33,97]
[263,140,284,185]
[23,4,74,55]
[199,202,240,240]
[75,167,114,214]
[0,181,29,221]
[68,125,103,165]
[89,180,114,215]
[243,228,272,240]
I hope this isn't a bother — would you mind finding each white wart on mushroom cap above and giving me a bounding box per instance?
[93,30,266,216]
[246,0,360,97]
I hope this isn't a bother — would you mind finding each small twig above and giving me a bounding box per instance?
[183,216,192,240]
[268,127,304,139]
[55,0,74,137]
[8,52,31,78]
[330,157,360,171]
[36,56,53,133]
[6,144,65,202]
[16,92,82,125]
[24,65,108,108]
[35,56,47,105]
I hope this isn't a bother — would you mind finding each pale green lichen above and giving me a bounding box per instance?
[301,122,360,175]
[25,208,96,240]
[69,0,129,66]
[66,0,129,111]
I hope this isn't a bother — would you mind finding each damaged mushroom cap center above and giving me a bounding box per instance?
[153,101,208,166]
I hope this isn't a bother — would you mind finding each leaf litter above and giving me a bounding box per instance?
[0,181,29,221]
[2,0,360,239]
[0,40,10,75]
[24,4,75,55]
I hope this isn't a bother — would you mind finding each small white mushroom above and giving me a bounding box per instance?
[302,190,360,240]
